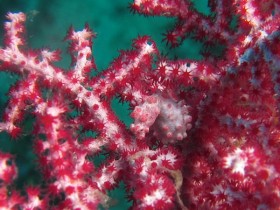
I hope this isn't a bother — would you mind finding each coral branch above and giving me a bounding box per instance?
[1,0,280,209]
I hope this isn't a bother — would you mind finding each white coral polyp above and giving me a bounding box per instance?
[223,147,254,176]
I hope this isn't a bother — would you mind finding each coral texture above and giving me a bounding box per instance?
[1,0,280,209]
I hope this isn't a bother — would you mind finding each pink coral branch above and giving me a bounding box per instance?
[1,0,280,209]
